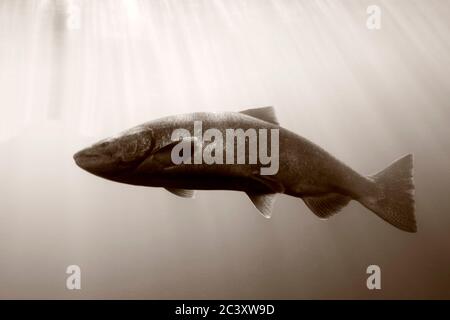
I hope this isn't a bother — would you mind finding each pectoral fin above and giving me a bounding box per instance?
[154,136,202,165]
[165,188,196,198]
[247,192,277,218]
[303,193,351,219]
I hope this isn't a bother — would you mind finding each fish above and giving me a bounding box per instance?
[73,106,416,232]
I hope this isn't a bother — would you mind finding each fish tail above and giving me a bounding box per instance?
[361,154,416,233]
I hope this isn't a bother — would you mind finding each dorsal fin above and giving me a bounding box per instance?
[240,106,279,125]
[303,193,351,219]
[247,192,277,218]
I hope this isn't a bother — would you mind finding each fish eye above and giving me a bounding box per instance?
[117,136,138,162]
[116,130,153,162]
[137,131,152,150]
[124,139,138,153]
[103,127,152,163]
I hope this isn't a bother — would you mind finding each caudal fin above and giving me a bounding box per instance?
[363,154,416,233]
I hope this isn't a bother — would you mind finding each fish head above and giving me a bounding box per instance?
[73,126,154,179]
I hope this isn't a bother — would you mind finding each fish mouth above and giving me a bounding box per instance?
[73,148,109,174]
[73,147,141,179]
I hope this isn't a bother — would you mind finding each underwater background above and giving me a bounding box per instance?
[0,0,449,298]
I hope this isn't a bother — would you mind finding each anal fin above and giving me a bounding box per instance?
[303,193,351,219]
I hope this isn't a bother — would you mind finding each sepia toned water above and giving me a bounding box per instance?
[0,0,449,298]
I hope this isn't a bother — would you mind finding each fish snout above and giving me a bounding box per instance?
[73,143,130,178]
[73,147,91,169]
[73,147,104,173]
